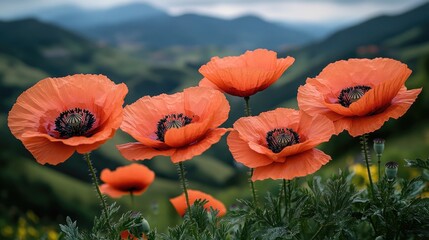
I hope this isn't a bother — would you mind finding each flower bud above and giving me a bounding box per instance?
[129,214,150,237]
[385,161,398,181]
[373,138,385,156]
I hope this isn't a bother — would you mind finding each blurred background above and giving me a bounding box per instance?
[1,0,428,238]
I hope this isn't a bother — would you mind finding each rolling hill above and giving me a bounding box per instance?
[13,3,313,51]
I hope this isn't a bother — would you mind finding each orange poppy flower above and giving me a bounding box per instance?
[297,58,422,137]
[100,163,155,198]
[227,108,335,181]
[117,87,230,163]
[169,189,227,217]
[198,49,295,97]
[8,74,128,165]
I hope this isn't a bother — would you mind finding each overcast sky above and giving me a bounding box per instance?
[0,0,427,24]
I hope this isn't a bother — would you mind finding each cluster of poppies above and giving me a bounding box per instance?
[8,49,421,218]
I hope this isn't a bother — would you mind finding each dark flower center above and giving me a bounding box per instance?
[338,85,371,107]
[266,128,300,153]
[55,108,95,138]
[156,113,192,142]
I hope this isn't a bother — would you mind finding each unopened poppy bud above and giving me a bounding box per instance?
[385,161,398,181]
[373,138,385,156]
[130,215,150,236]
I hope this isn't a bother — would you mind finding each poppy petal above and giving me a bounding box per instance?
[252,149,331,181]
[199,78,224,92]
[346,88,421,136]
[100,184,129,198]
[170,189,226,217]
[227,131,273,168]
[20,135,75,165]
[170,128,229,163]
[199,49,294,97]
[117,142,175,161]
[183,87,230,128]
[297,83,343,121]
[316,58,411,92]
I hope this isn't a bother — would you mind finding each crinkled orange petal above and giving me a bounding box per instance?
[170,128,229,163]
[252,149,331,181]
[199,78,223,92]
[345,88,421,136]
[315,58,411,93]
[199,49,294,97]
[183,87,230,128]
[348,70,411,116]
[297,82,344,121]
[19,135,75,165]
[121,93,184,148]
[170,190,226,217]
[117,142,175,161]
[324,67,410,117]
[164,121,210,148]
[227,131,273,168]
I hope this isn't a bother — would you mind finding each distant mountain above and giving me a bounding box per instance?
[79,13,313,50]
[10,3,314,50]
[277,21,346,39]
[15,3,168,29]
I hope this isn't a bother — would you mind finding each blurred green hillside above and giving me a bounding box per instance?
[1,2,429,235]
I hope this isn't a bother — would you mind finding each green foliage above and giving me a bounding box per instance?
[160,200,231,240]
[60,203,153,240]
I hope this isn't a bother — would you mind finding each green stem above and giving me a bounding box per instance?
[244,96,251,117]
[244,96,258,208]
[178,162,191,211]
[360,134,375,198]
[249,169,258,208]
[83,153,112,229]
[377,155,381,182]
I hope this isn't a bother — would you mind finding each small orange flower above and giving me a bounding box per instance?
[170,190,227,217]
[297,58,422,137]
[100,163,155,198]
[120,231,148,240]
[199,49,295,97]
[227,108,335,181]
[8,74,128,165]
[117,87,230,163]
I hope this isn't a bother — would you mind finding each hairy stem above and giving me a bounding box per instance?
[360,134,375,198]
[377,155,381,181]
[83,153,112,229]
[178,162,191,211]
[244,96,258,208]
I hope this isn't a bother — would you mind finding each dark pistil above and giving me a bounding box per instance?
[266,128,300,153]
[156,113,192,142]
[338,85,371,107]
[55,108,95,138]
